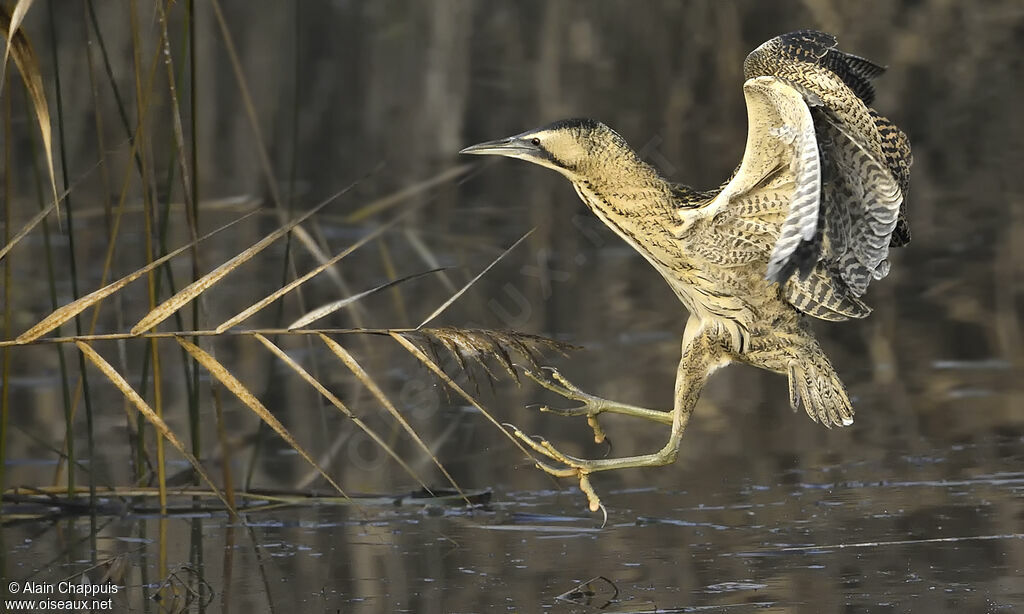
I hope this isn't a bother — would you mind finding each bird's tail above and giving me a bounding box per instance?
[787,350,854,428]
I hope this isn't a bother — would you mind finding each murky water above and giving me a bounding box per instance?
[3,1,1023,612]
[6,436,1023,612]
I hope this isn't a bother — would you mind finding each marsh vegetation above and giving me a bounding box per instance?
[1,1,1022,612]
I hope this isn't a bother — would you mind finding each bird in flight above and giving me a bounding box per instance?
[460,31,911,513]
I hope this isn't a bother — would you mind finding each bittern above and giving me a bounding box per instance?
[460,31,911,512]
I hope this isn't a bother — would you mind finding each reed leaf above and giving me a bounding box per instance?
[391,333,545,465]
[417,229,534,329]
[74,341,234,515]
[0,0,35,84]
[288,268,446,330]
[15,210,257,343]
[401,227,458,294]
[252,334,429,491]
[317,333,465,500]
[215,209,409,334]
[0,197,54,264]
[131,180,366,336]
[0,155,104,264]
[0,2,59,222]
[175,337,349,499]
[345,164,473,223]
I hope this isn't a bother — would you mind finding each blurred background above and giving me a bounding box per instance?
[2,0,1022,612]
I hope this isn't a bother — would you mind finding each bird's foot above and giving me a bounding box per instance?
[509,425,606,516]
[523,367,609,445]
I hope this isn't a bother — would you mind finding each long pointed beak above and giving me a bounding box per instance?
[459,137,536,157]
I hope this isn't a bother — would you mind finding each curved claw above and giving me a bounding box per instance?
[509,424,606,514]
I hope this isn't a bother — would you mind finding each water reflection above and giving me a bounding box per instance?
[2,0,1023,611]
[5,435,1022,611]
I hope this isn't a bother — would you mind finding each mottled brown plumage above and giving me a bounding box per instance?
[460,31,911,513]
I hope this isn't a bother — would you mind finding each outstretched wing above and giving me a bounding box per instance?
[690,75,825,281]
[689,31,910,321]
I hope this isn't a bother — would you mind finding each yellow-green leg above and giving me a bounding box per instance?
[523,367,673,445]
[512,322,726,512]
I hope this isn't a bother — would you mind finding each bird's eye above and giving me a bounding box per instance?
[530,137,541,146]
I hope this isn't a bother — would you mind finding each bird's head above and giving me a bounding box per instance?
[460,118,633,180]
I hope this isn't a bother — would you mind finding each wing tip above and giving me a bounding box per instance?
[746,30,886,105]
